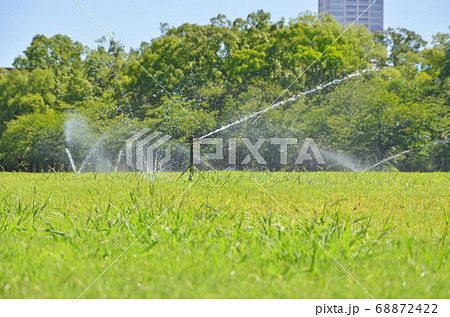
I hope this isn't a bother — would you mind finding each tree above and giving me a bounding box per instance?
[0,13,447,172]
[13,34,90,105]
[304,67,448,171]
[0,111,66,171]
[0,68,57,134]
[374,27,427,66]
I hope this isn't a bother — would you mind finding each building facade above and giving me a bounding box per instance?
[318,0,383,33]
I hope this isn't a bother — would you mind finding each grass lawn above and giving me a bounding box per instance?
[0,171,448,298]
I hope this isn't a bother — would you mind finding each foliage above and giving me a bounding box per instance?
[374,27,427,66]
[0,12,448,171]
[0,111,66,171]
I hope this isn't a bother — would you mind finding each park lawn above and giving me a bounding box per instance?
[0,171,448,298]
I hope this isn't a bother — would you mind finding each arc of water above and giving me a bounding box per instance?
[77,138,104,174]
[115,149,124,171]
[361,138,449,172]
[361,150,410,172]
[65,148,77,174]
[320,149,363,172]
[199,69,376,140]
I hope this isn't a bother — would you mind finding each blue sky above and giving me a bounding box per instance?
[0,0,449,67]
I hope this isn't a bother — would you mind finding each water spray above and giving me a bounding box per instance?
[65,148,78,174]
[198,68,378,140]
[361,138,449,172]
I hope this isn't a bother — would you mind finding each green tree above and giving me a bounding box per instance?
[374,27,427,66]
[0,111,66,171]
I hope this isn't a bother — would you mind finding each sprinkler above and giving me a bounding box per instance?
[179,135,204,180]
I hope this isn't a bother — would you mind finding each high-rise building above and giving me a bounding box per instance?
[318,0,384,33]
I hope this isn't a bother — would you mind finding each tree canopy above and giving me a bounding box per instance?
[0,11,448,172]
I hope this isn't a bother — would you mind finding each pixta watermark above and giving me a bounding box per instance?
[126,129,325,171]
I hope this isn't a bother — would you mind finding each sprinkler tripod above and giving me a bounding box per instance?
[179,135,205,180]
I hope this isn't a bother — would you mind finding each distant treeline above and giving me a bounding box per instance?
[0,11,448,172]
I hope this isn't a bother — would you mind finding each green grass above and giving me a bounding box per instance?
[0,171,448,298]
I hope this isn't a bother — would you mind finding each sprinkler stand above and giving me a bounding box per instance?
[179,135,205,180]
